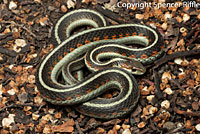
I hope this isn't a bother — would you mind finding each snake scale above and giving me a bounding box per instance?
[35,9,164,119]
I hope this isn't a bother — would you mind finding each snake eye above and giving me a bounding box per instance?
[132,68,137,72]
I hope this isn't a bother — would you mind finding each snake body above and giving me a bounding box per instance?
[35,9,164,119]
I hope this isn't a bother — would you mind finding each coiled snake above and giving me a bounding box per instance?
[35,9,164,119]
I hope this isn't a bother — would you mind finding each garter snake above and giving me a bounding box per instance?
[35,9,164,119]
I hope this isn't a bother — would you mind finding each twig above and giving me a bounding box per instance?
[153,69,163,99]
[169,78,185,90]
[1,20,36,38]
[174,106,200,117]
[75,121,84,134]
[153,49,200,69]
[0,46,17,57]
[0,103,40,112]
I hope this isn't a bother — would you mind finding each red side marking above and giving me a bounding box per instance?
[46,96,51,99]
[74,74,78,78]
[95,84,99,88]
[85,40,90,44]
[105,79,109,83]
[112,35,116,39]
[132,32,136,36]
[64,52,68,56]
[125,33,129,37]
[48,75,51,79]
[148,39,152,42]
[66,96,72,100]
[138,33,144,36]
[116,51,120,54]
[86,89,92,93]
[104,35,109,40]
[56,98,62,101]
[122,53,126,56]
[93,37,100,41]
[53,61,57,65]
[76,94,81,98]
[119,34,123,38]
[112,112,117,116]
[86,60,91,67]
[101,82,104,85]
[123,107,128,111]
[58,56,63,60]
[129,55,136,58]
[152,51,158,56]
[77,43,83,48]
[160,45,164,49]
[140,54,148,59]
[70,48,74,52]
[49,66,53,71]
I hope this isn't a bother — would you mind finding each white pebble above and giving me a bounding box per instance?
[15,39,27,47]
[195,124,200,131]
[174,58,183,65]
[164,87,173,95]
[161,100,170,109]
[7,89,16,95]
[2,114,15,128]
[9,1,17,10]
[122,129,131,134]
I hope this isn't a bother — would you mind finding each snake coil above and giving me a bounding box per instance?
[36,9,164,119]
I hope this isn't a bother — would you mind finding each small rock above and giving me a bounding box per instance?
[161,22,168,30]
[122,129,131,134]
[67,0,75,9]
[164,12,172,20]
[135,14,144,20]
[122,124,130,129]
[146,95,155,102]
[161,100,170,109]
[115,125,121,130]
[174,58,183,65]
[164,87,173,95]
[2,114,15,128]
[138,122,146,128]
[149,106,158,114]
[7,89,16,95]
[195,124,200,131]
[61,5,68,13]
[15,39,27,47]
[163,121,176,130]
[32,113,40,121]
[183,13,190,22]
[9,1,17,10]
[192,102,199,111]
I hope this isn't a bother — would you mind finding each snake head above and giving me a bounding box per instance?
[119,59,146,75]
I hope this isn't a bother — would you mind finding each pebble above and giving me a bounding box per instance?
[9,1,17,10]
[7,89,16,95]
[161,100,170,109]
[67,0,75,9]
[163,121,176,130]
[183,13,190,22]
[195,124,200,131]
[61,5,68,13]
[163,87,173,95]
[174,58,183,65]
[15,39,27,47]
[122,129,131,134]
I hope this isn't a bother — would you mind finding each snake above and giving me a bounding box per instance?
[35,9,164,119]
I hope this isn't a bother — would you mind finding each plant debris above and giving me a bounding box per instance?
[0,0,200,133]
